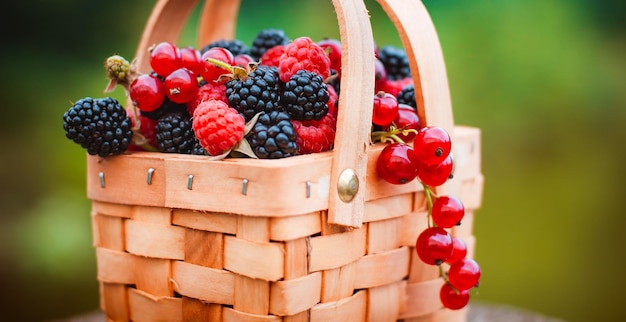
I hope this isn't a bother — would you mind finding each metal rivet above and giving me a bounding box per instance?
[306,181,312,198]
[187,174,194,190]
[146,168,155,185]
[99,171,105,188]
[242,179,249,195]
[337,168,359,202]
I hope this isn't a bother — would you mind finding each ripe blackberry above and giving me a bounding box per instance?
[225,65,282,122]
[281,70,330,121]
[155,111,203,154]
[377,45,411,80]
[63,97,133,157]
[141,96,187,120]
[397,84,417,109]
[250,28,290,60]
[247,111,298,159]
[201,39,250,56]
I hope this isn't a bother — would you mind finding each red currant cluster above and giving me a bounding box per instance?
[370,93,481,310]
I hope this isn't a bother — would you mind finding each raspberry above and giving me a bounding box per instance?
[155,111,203,154]
[291,113,336,154]
[186,82,227,116]
[379,77,413,97]
[225,65,282,122]
[259,45,286,68]
[201,39,250,56]
[396,84,417,109]
[278,36,331,83]
[250,28,290,60]
[192,100,245,156]
[247,111,298,159]
[137,114,158,149]
[63,97,133,157]
[281,69,330,121]
[377,45,411,80]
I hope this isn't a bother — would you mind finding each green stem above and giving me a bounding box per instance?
[439,264,450,283]
[205,57,235,73]
[424,184,434,228]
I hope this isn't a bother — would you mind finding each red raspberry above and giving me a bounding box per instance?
[278,37,331,83]
[192,100,245,156]
[291,112,336,154]
[379,77,414,97]
[186,82,228,116]
[138,115,158,149]
[259,45,286,68]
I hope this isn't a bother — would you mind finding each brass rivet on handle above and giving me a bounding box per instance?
[337,168,359,202]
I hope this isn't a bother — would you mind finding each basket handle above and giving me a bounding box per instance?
[132,0,454,228]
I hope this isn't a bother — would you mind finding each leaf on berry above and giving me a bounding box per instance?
[231,138,259,159]
[243,112,263,136]
[205,149,232,161]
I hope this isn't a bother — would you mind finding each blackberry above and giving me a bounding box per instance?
[225,65,282,122]
[250,28,290,60]
[281,69,329,121]
[377,45,411,80]
[155,111,203,154]
[63,97,133,157]
[246,111,297,159]
[397,84,417,109]
[140,96,187,120]
[201,39,250,56]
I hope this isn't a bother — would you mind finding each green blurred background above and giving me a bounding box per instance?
[1,0,624,321]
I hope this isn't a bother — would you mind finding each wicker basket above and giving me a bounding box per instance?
[87,0,483,321]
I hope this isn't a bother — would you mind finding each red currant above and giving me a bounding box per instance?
[417,154,454,187]
[414,126,452,165]
[150,41,182,77]
[234,54,255,67]
[376,143,419,185]
[200,47,234,83]
[163,68,199,104]
[432,195,465,228]
[448,258,481,291]
[372,91,399,126]
[440,283,470,310]
[179,46,203,75]
[415,227,453,265]
[129,73,165,112]
[384,104,421,142]
[374,58,387,92]
[317,38,342,76]
[448,237,468,265]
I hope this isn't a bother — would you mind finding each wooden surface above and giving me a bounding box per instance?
[50,303,567,322]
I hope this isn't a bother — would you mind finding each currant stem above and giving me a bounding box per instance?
[205,57,235,73]
[424,184,435,228]
[439,264,450,284]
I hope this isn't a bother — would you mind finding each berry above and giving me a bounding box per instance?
[440,283,470,310]
[376,143,419,185]
[234,54,255,68]
[379,77,413,97]
[202,38,250,56]
[247,111,298,159]
[63,97,133,157]
[448,258,481,291]
[129,74,165,113]
[187,82,227,116]
[377,45,411,80]
[155,111,201,154]
[140,96,187,121]
[278,36,331,82]
[104,55,131,85]
[448,237,468,265]
[200,47,235,84]
[374,58,388,92]
[225,65,282,122]
[327,84,339,117]
[163,68,199,104]
[150,41,182,77]
[179,46,204,75]
[415,227,453,265]
[250,28,290,60]
[384,104,421,142]
[432,195,465,228]
[317,38,342,77]
[281,69,330,121]
[136,114,158,149]
[291,113,336,154]
[417,154,454,187]
[372,91,399,126]
[192,100,245,156]
[259,44,286,68]
[397,84,417,109]
[414,126,452,165]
